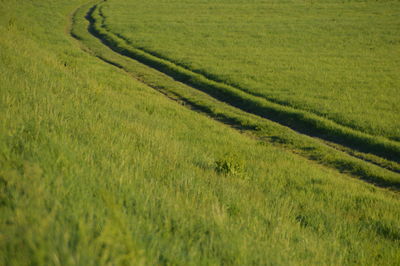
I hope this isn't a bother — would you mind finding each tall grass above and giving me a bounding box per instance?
[1,0,400,265]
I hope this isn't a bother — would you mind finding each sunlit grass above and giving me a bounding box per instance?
[0,0,400,265]
[103,0,400,141]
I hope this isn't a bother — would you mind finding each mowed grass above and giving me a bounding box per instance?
[1,0,400,265]
[102,0,400,141]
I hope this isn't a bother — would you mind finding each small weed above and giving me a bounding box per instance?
[6,18,16,31]
[215,153,244,177]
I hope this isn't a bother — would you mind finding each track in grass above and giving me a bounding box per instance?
[70,1,400,190]
[4,1,400,264]
[92,1,400,163]
[101,0,400,143]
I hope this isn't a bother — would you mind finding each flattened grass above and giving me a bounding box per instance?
[85,1,400,164]
[1,0,400,265]
[74,1,400,189]
[102,0,400,141]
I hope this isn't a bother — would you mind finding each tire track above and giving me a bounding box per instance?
[93,1,400,164]
[69,1,400,190]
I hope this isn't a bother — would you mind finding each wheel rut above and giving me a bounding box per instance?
[69,1,400,191]
[93,1,400,164]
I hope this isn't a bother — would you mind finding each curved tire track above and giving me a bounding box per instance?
[69,1,400,190]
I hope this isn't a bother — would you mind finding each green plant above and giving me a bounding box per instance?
[215,154,244,176]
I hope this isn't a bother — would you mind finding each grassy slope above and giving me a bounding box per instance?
[77,2,400,189]
[86,1,400,166]
[102,0,400,141]
[1,0,400,265]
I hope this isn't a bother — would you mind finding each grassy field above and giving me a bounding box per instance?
[101,0,400,142]
[1,0,400,265]
[74,0,400,188]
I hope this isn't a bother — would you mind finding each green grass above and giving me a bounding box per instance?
[84,0,400,164]
[73,1,400,189]
[1,0,400,265]
[101,0,400,142]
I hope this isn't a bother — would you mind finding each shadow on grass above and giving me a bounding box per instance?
[73,3,400,191]
[85,4,400,165]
